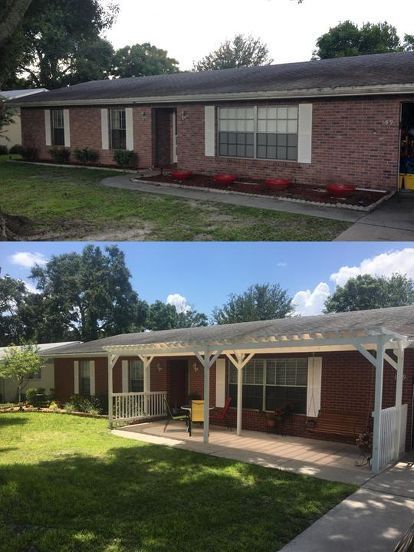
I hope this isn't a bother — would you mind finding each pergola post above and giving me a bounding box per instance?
[138,355,154,415]
[372,336,386,473]
[194,349,222,444]
[225,352,255,436]
[395,343,405,457]
[107,354,119,429]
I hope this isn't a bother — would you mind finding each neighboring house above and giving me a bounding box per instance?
[0,88,47,149]
[9,52,414,191]
[42,305,414,473]
[0,342,81,402]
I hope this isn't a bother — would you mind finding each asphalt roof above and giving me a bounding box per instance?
[13,52,414,106]
[1,88,47,100]
[42,305,414,356]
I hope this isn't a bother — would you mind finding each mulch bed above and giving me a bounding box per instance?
[142,173,389,209]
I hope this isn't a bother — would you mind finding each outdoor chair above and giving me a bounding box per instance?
[189,400,204,437]
[163,398,188,432]
[209,397,232,427]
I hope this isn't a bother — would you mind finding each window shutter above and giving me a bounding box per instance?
[122,360,129,393]
[90,360,95,396]
[125,107,134,150]
[44,110,51,146]
[215,358,226,407]
[204,106,216,157]
[63,109,71,147]
[307,357,322,417]
[74,360,79,394]
[298,103,313,164]
[101,108,109,150]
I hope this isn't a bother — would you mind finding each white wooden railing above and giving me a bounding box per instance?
[112,391,167,423]
[377,404,408,470]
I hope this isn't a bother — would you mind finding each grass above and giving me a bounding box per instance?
[0,413,356,552]
[0,158,350,240]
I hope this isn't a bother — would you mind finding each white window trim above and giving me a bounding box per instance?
[74,360,79,394]
[63,109,70,147]
[44,110,51,146]
[125,107,134,151]
[204,106,216,157]
[101,108,109,150]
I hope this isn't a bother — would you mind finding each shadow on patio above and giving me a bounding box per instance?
[113,421,371,485]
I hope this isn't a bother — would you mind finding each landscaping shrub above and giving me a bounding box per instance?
[0,145,8,155]
[26,387,49,408]
[64,394,103,415]
[113,149,137,169]
[9,144,24,155]
[49,147,71,163]
[74,147,99,164]
[48,401,59,411]
[21,147,38,161]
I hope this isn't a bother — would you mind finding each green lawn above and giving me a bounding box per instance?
[0,159,350,240]
[0,414,355,552]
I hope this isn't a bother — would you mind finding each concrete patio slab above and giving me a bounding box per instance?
[112,421,370,485]
[280,461,414,552]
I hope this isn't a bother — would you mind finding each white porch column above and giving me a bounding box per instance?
[108,354,119,429]
[225,352,255,437]
[194,349,222,444]
[138,355,154,415]
[395,343,405,457]
[372,337,386,473]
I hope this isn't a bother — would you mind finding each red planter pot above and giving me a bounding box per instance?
[213,174,237,186]
[170,170,193,181]
[265,178,291,191]
[326,183,356,198]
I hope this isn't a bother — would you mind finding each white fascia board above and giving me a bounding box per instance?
[15,83,414,108]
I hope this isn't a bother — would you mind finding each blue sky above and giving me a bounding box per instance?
[1,242,414,317]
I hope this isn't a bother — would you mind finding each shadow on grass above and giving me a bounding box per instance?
[0,443,353,552]
[0,415,28,427]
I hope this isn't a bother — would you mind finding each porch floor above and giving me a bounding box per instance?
[112,421,371,485]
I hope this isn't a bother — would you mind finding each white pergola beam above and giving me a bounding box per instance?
[108,353,119,429]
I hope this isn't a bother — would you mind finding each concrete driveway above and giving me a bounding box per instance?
[336,193,414,240]
[280,460,414,552]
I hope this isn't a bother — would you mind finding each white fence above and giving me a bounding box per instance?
[113,391,167,423]
[378,404,408,470]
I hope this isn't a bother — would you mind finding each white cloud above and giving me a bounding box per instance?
[24,281,40,295]
[330,248,414,287]
[293,282,331,316]
[276,262,287,268]
[10,252,47,269]
[166,293,191,314]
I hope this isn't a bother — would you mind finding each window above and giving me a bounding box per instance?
[228,358,308,414]
[79,360,90,395]
[110,108,126,150]
[218,105,298,161]
[129,359,144,392]
[51,109,65,146]
[218,108,255,158]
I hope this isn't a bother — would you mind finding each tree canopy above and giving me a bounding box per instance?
[324,274,414,313]
[0,343,43,403]
[111,43,179,79]
[313,20,409,59]
[193,34,272,71]
[213,283,293,325]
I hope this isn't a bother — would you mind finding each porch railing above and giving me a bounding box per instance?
[378,403,408,470]
[112,391,167,423]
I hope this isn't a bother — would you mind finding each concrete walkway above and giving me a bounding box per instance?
[280,460,414,552]
[102,176,414,240]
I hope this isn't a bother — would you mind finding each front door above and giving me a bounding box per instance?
[154,108,176,168]
[400,102,414,190]
[167,359,188,410]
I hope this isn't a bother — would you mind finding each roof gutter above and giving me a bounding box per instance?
[11,83,414,108]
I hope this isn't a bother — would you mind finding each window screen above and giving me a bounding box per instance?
[257,107,298,161]
[110,108,127,150]
[79,360,90,395]
[218,108,255,158]
[51,109,65,146]
[129,359,144,392]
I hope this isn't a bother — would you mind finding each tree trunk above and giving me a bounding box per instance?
[0,0,32,48]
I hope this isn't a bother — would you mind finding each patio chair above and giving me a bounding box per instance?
[163,398,188,432]
[209,397,232,427]
[189,400,204,437]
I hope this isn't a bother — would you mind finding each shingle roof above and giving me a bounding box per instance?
[42,305,414,357]
[1,88,48,100]
[13,52,414,106]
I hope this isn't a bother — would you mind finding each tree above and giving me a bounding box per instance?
[194,34,272,71]
[111,43,179,79]
[0,275,31,346]
[29,245,145,341]
[213,283,293,325]
[0,0,32,48]
[324,274,414,313]
[404,34,414,52]
[146,301,207,331]
[0,343,43,404]
[313,21,403,59]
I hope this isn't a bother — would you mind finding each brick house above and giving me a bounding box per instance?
[42,305,414,473]
[13,52,414,191]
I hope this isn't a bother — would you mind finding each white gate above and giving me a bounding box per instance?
[378,404,408,470]
[113,391,167,423]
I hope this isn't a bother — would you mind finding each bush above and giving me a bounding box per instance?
[26,387,49,408]
[0,145,8,155]
[48,401,59,411]
[21,147,38,161]
[113,149,137,169]
[9,144,24,155]
[64,394,103,415]
[74,147,99,165]
[49,147,71,163]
